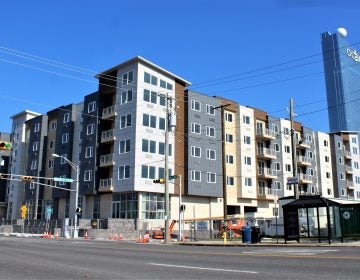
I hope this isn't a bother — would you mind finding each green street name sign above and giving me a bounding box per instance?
[54,177,74,183]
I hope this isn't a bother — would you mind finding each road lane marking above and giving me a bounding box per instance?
[243,249,339,256]
[148,263,258,274]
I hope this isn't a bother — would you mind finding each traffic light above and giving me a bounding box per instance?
[75,207,82,214]
[153,178,165,184]
[21,176,33,182]
[0,141,11,150]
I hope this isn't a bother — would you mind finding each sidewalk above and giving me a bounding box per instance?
[178,237,360,247]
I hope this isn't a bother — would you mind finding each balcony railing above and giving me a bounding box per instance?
[298,174,313,184]
[346,180,354,189]
[256,128,276,140]
[344,150,352,159]
[257,187,275,200]
[100,154,114,167]
[345,165,353,174]
[298,139,311,149]
[297,155,312,166]
[257,148,276,159]
[98,178,113,192]
[101,129,116,143]
[258,168,277,179]
[102,105,116,119]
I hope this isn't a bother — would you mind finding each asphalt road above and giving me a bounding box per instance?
[0,237,359,279]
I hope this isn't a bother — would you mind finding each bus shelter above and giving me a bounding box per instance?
[282,195,360,244]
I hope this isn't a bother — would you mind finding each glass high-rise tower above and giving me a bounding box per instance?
[321,28,360,133]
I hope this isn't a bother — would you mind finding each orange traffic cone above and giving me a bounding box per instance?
[109,233,113,240]
[114,233,118,240]
[84,231,89,239]
[119,233,123,241]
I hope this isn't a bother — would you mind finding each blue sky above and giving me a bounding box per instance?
[0,0,359,133]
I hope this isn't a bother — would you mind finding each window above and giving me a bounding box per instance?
[49,140,54,149]
[326,172,331,179]
[206,126,215,138]
[272,124,279,133]
[324,140,329,147]
[62,133,69,144]
[33,141,39,151]
[191,146,201,157]
[206,149,216,160]
[273,208,279,217]
[119,139,131,154]
[226,134,233,143]
[63,113,70,123]
[142,139,156,154]
[118,165,130,179]
[160,79,166,88]
[122,70,134,85]
[34,123,40,132]
[191,170,201,181]
[191,123,201,134]
[244,156,251,165]
[283,127,290,135]
[121,90,133,104]
[120,114,132,129]
[325,156,329,163]
[352,137,357,144]
[274,143,280,152]
[307,151,313,159]
[226,155,234,164]
[87,123,95,135]
[275,162,281,171]
[31,160,37,170]
[191,100,201,111]
[274,181,281,190]
[355,176,360,184]
[339,157,343,164]
[144,72,151,83]
[243,136,251,145]
[158,142,165,155]
[308,168,314,176]
[245,178,252,187]
[143,89,150,102]
[166,83,173,90]
[337,141,342,149]
[284,145,291,153]
[159,94,166,106]
[85,146,93,158]
[60,154,68,165]
[151,75,157,86]
[84,170,92,181]
[207,172,216,183]
[88,101,96,113]
[50,121,57,130]
[353,147,358,155]
[225,113,233,122]
[285,164,291,172]
[143,114,156,129]
[341,188,346,196]
[206,104,215,115]
[141,165,156,179]
[150,91,157,104]
[159,117,165,130]
[48,160,54,169]
[340,173,345,180]
[327,188,332,195]
[243,115,250,124]
[355,162,359,169]
[226,176,234,186]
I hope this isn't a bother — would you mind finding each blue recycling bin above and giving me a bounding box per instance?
[242,225,252,244]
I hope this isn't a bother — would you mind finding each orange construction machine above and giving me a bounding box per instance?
[152,220,177,239]
[218,218,245,238]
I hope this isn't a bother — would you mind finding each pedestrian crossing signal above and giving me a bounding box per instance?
[153,178,165,184]
[21,176,33,182]
[0,142,11,150]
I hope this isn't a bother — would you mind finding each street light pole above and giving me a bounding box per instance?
[178,174,182,242]
[52,153,79,238]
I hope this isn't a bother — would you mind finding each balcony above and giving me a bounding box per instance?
[256,128,276,140]
[102,105,117,119]
[297,155,312,166]
[346,165,353,174]
[346,180,354,190]
[298,139,311,149]
[101,129,116,143]
[298,174,313,184]
[258,168,277,179]
[98,178,113,193]
[257,148,276,160]
[100,154,115,167]
[257,187,275,200]
[344,150,352,159]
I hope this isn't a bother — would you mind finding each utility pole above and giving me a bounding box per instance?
[164,93,170,244]
[290,98,299,200]
[214,103,230,226]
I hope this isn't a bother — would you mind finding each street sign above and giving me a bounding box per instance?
[54,177,74,183]
[46,205,53,215]
[169,175,178,180]
[287,177,298,185]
